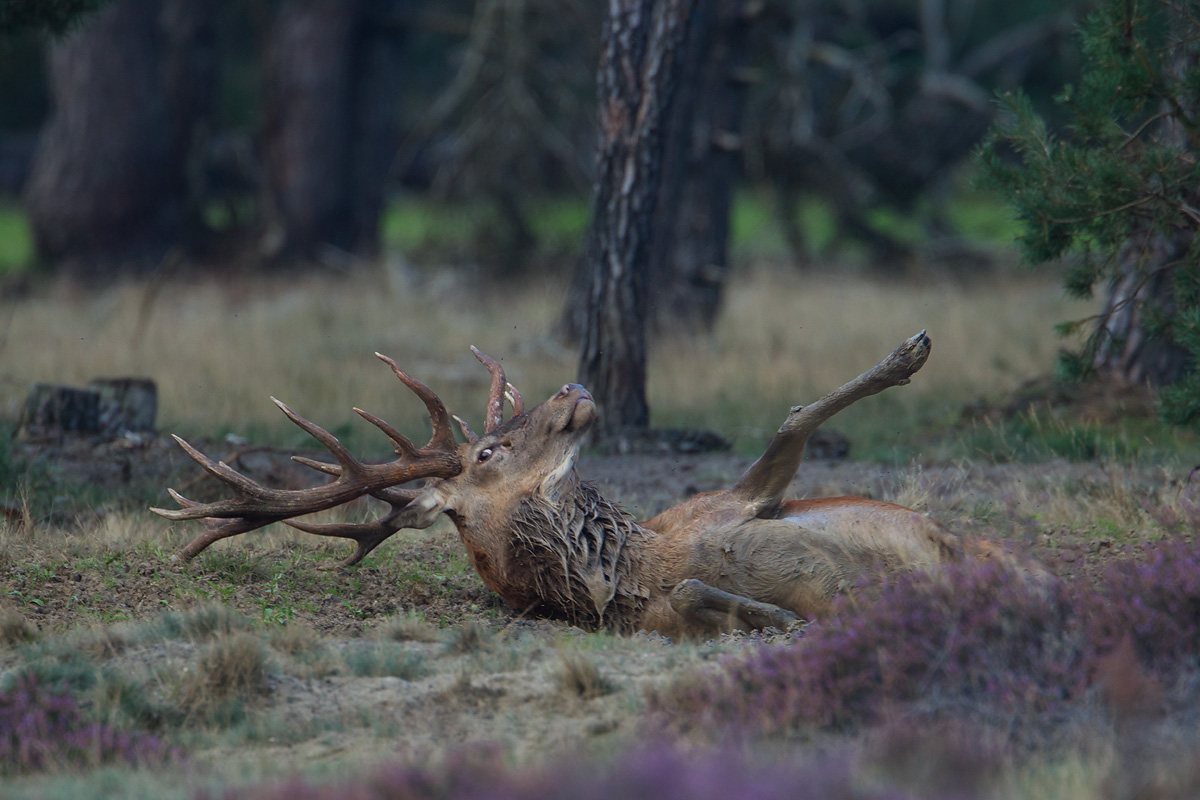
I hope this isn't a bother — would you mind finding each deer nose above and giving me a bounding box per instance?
[557,383,590,400]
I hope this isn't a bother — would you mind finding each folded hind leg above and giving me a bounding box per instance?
[669,579,799,633]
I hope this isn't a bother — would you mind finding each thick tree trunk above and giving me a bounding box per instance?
[566,0,748,338]
[575,0,697,432]
[348,0,410,258]
[260,0,408,262]
[260,0,359,261]
[1091,234,1190,387]
[647,0,753,332]
[23,0,215,277]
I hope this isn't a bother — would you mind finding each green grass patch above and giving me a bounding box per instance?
[0,202,33,274]
[382,194,590,263]
[951,413,1197,463]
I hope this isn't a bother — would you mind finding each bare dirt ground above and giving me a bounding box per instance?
[0,435,1191,786]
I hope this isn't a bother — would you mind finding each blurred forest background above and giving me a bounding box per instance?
[0,0,1079,277]
[4,0,1198,441]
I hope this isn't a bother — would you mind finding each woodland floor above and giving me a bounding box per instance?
[1,430,1190,795]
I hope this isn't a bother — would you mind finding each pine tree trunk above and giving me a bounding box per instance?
[1091,234,1190,387]
[575,0,697,432]
[23,0,215,277]
[646,0,753,332]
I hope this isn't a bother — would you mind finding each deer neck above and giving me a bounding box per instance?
[452,473,654,631]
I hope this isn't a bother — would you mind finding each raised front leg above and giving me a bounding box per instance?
[731,330,931,517]
[669,578,800,634]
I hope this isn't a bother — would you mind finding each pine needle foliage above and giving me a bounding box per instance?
[977,0,1200,423]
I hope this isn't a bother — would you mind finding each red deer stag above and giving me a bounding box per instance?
[153,331,995,638]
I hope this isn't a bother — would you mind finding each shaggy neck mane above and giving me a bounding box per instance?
[510,480,651,631]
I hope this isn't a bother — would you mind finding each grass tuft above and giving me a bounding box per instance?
[0,606,36,646]
[152,602,252,641]
[556,651,616,699]
[342,642,428,680]
[443,621,492,654]
[379,609,440,643]
[176,632,269,724]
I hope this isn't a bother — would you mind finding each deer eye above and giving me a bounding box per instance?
[477,447,494,463]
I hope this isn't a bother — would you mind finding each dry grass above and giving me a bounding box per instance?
[0,265,1094,453]
[443,620,492,654]
[0,604,36,646]
[176,631,269,716]
[556,650,616,699]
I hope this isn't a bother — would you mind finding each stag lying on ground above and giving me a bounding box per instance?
[153,332,1008,638]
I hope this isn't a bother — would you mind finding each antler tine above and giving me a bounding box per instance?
[292,455,340,476]
[470,346,509,433]
[374,352,457,450]
[354,407,419,458]
[506,383,524,416]
[271,398,368,472]
[453,414,479,443]
[283,487,425,567]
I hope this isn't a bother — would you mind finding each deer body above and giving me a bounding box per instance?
[155,332,1005,638]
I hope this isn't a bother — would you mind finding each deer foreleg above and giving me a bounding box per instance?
[668,578,799,633]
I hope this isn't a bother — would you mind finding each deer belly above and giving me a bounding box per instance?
[684,507,946,617]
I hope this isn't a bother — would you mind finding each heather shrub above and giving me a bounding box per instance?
[653,560,1088,735]
[1087,539,1200,674]
[218,743,961,800]
[0,672,176,775]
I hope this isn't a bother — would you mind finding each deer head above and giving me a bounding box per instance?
[152,348,595,567]
[393,380,597,538]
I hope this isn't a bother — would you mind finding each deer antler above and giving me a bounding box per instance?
[151,353,463,565]
[456,346,525,442]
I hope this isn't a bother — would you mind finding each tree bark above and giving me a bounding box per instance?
[1091,234,1191,387]
[23,0,215,277]
[646,0,753,332]
[260,0,408,262]
[575,0,697,433]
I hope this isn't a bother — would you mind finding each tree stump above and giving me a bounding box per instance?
[88,378,157,435]
[16,384,100,441]
[16,378,157,441]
